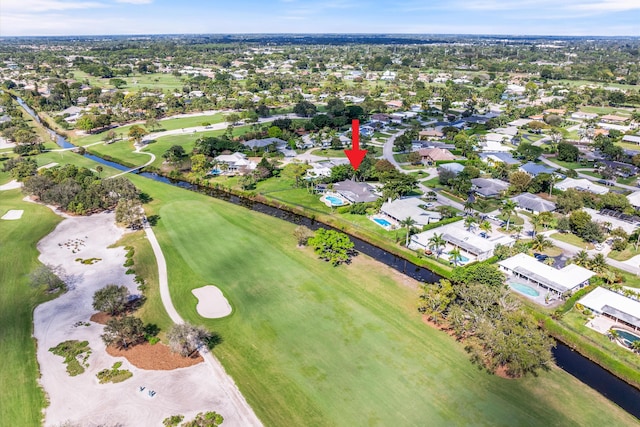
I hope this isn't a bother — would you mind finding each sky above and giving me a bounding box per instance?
[1,0,639,37]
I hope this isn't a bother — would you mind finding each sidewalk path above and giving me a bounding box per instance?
[144,225,263,427]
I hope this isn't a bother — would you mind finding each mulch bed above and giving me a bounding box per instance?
[91,312,203,370]
[106,342,203,370]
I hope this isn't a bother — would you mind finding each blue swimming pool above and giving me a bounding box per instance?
[325,196,344,206]
[446,253,470,263]
[613,328,640,348]
[510,282,540,297]
[374,218,392,227]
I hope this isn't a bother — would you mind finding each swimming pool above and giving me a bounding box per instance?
[446,253,470,263]
[510,282,540,297]
[612,328,640,348]
[373,218,392,227]
[325,196,344,206]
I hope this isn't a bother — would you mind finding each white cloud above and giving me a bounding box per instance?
[2,0,106,12]
[575,0,640,11]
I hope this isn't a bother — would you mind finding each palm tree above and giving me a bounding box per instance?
[572,250,590,267]
[449,247,462,267]
[463,200,474,215]
[428,233,446,256]
[590,253,608,274]
[543,257,555,267]
[500,200,518,231]
[95,165,103,178]
[603,221,612,234]
[464,216,477,232]
[400,217,418,247]
[631,341,640,354]
[531,234,553,252]
[531,214,542,237]
[548,174,560,196]
[511,225,523,242]
[608,328,620,342]
[479,220,492,236]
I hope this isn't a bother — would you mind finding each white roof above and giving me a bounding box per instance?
[484,133,510,143]
[622,135,640,144]
[495,126,519,136]
[579,287,640,326]
[481,140,513,152]
[556,178,609,195]
[627,191,640,208]
[380,197,441,227]
[508,118,532,127]
[215,152,247,163]
[499,253,594,293]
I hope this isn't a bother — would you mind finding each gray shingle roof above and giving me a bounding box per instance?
[511,193,556,212]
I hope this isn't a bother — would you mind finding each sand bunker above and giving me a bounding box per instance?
[2,209,24,220]
[0,180,22,191]
[192,286,232,318]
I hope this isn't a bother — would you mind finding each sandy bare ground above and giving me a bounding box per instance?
[192,286,232,318]
[34,213,257,426]
[1,209,23,220]
[38,162,59,170]
[0,179,22,191]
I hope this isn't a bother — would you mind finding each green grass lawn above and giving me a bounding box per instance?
[549,158,593,170]
[578,105,633,116]
[72,70,186,91]
[74,113,226,146]
[112,231,173,339]
[550,232,595,250]
[0,189,62,426]
[608,243,640,261]
[125,175,637,427]
[81,125,253,169]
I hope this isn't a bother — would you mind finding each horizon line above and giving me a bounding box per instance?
[1,32,640,39]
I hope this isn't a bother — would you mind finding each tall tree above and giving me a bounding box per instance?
[399,216,417,247]
[500,200,518,231]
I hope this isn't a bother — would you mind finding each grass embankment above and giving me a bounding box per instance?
[128,175,638,427]
[608,244,640,261]
[112,231,173,339]
[0,188,62,425]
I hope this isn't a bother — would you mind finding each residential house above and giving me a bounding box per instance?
[510,193,556,214]
[519,162,557,177]
[419,129,444,140]
[595,160,639,178]
[555,177,609,195]
[214,152,257,174]
[601,114,629,124]
[478,152,519,166]
[385,100,402,109]
[495,126,519,137]
[380,197,442,227]
[333,180,380,203]
[627,191,640,209]
[410,222,513,261]
[419,148,457,166]
[305,159,350,179]
[571,111,598,121]
[243,137,286,151]
[499,253,594,296]
[622,135,640,145]
[470,178,509,198]
[578,287,640,331]
[370,113,390,124]
[508,118,532,127]
[438,163,465,175]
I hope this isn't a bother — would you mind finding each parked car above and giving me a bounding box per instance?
[533,253,549,262]
[595,243,604,251]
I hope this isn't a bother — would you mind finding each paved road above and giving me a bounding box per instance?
[382,129,406,169]
[144,225,263,427]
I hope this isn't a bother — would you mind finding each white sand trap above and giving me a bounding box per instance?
[2,209,24,220]
[38,162,58,170]
[192,286,232,318]
[0,180,22,191]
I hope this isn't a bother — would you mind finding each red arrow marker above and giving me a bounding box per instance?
[345,119,367,171]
